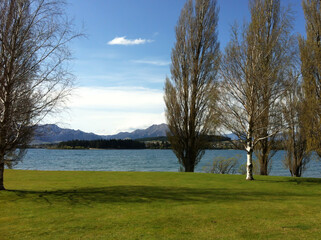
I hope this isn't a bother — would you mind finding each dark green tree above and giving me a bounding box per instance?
[164,0,220,172]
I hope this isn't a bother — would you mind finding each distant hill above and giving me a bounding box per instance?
[32,123,233,145]
[33,124,103,144]
[105,124,168,140]
[32,123,169,144]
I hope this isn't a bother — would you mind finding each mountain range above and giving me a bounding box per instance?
[32,123,169,144]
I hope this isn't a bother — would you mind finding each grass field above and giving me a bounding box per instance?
[1,170,321,239]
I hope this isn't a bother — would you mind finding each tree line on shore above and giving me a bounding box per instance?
[50,135,231,150]
[57,139,146,150]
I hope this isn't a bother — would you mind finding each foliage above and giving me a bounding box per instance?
[57,139,146,150]
[203,155,240,174]
[144,141,171,149]
[164,0,220,172]
[1,170,321,239]
[141,135,230,150]
[136,136,169,142]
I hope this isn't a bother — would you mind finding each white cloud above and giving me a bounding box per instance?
[132,59,170,66]
[43,86,166,135]
[107,36,153,46]
[68,86,163,110]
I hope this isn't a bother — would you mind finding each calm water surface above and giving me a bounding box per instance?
[13,149,321,178]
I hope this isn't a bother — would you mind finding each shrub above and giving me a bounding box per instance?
[204,155,240,174]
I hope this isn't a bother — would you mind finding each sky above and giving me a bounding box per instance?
[45,0,307,135]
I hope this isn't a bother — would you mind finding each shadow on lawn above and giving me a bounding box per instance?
[256,177,321,184]
[6,185,320,206]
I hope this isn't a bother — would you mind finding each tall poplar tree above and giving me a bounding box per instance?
[164,0,220,172]
[300,0,321,156]
[282,72,311,177]
[251,0,288,175]
[219,0,295,180]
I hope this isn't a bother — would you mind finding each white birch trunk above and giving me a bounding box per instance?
[246,125,254,180]
[246,144,254,180]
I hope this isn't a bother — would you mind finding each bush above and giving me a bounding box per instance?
[204,155,240,174]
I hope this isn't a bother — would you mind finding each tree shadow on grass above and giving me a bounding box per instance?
[256,177,321,185]
[6,185,321,206]
[288,178,321,184]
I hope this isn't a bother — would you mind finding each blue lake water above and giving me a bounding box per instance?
[12,149,321,178]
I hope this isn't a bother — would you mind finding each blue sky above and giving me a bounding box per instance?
[48,0,306,135]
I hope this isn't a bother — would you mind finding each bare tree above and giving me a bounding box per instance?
[300,0,321,157]
[164,0,220,172]
[282,72,311,177]
[0,0,80,190]
[219,0,295,180]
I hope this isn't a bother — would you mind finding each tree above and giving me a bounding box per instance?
[282,72,311,177]
[300,0,321,157]
[164,0,220,172]
[0,0,79,190]
[254,130,277,175]
[219,0,295,180]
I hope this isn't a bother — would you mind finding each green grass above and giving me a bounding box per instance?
[1,170,321,239]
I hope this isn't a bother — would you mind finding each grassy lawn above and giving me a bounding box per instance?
[1,170,321,239]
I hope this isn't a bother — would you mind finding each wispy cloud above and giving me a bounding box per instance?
[132,59,170,66]
[108,36,153,46]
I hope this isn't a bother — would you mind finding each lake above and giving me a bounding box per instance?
[12,149,321,178]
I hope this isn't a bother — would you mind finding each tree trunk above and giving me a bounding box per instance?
[246,126,254,180]
[185,162,195,172]
[246,144,254,180]
[259,152,269,175]
[293,163,302,177]
[260,163,268,175]
[258,137,269,175]
[0,162,5,190]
